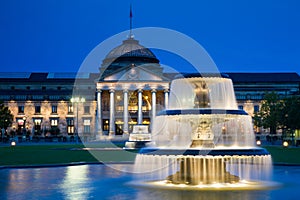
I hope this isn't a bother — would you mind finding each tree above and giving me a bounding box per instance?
[254,92,282,134]
[281,96,300,132]
[0,101,13,129]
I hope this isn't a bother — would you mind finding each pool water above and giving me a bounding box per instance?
[0,164,299,200]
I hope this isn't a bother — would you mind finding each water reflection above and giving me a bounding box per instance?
[134,189,271,200]
[60,165,91,200]
[0,165,299,200]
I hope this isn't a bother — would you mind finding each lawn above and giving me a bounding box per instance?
[263,145,300,165]
[1,144,300,167]
[0,143,136,167]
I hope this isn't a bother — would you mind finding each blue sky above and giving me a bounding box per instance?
[0,0,300,74]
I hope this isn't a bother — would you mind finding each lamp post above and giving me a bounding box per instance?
[71,97,85,143]
[22,116,27,142]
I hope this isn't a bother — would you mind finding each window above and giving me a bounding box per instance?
[103,120,109,131]
[17,118,25,133]
[238,105,244,110]
[33,118,42,134]
[83,119,91,133]
[68,104,74,113]
[67,118,74,134]
[35,106,41,114]
[52,105,57,113]
[254,105,260,113]
[34,119,42,125]
[11,86,15,90]
[18,106,24,114]
[26,86,30,90]
[84,106,90,114]
[16,95,26,100]
[32,95,44,100]
[50,118,58,128]
[42,86,46,90]
[49,96,60,100]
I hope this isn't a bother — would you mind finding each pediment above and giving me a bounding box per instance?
[103,66,164,81]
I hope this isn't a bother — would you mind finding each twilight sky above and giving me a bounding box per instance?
[0,0,300,74]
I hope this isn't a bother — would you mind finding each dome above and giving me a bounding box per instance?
[102,38,159,65]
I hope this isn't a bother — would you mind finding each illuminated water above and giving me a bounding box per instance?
[152,76,256,148]
[0,164,299,200]
[136,76,271,186]
[134,154,272,184]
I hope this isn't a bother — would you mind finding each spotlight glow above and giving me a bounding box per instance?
[256,140,261,146]
[11,141,16,147]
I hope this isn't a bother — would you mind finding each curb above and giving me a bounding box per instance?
[0,161,134,170]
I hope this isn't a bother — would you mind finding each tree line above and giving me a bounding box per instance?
[0,101,13,130]
[254,92,300,135]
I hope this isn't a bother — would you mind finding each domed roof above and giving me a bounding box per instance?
[102,37,159,64]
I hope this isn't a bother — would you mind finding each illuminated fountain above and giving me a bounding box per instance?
[133,74,274,190]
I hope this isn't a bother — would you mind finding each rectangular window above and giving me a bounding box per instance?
[17,118,25,133]
[17,118,24,126]
[35,106,41,114]
[84,106,90,114]
[52,105,57,114]
[103,119,109,131]
[83,119,91,133]
[16,95,26,100]
[33,118,42,134]
[254,105,260,113]
[67,118,74,134]
[68,104,74,113]
[34,119,42,125]
[238,105,244,110]
[50,119,58,127]
[18,106,24,114]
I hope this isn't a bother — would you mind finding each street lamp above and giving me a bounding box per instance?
[22,116,27,141]
[283,141,289,148]
[71,97,85,143]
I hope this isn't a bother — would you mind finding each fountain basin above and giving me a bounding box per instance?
[139,147,270,156]
[129,180,281,191]
[134,148,272,185]
[157,109,248,116]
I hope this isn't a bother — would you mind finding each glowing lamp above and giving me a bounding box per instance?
[11,141,16,147]
[256,140,261,146]
[283,141,289,148]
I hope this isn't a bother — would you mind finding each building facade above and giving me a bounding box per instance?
[0,72,99,140]
[96,37,170,136]
[0,37,300,140]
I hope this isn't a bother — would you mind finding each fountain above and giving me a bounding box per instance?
[133,73,275,190]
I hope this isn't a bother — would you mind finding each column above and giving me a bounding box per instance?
[109,89,115,136]
[96,90,103,136]
[151,89,157,123]
[123,89,129,134]
[164,89,169,109]
[137,89,143,124]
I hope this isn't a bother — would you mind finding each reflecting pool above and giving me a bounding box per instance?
[0,164,299,200]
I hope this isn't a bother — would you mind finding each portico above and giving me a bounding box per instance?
[96,37,170,136]
[97,80,169,136]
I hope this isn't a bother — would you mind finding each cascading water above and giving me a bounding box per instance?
[133,74,274,190]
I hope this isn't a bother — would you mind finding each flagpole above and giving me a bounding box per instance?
[129,4,133,38]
